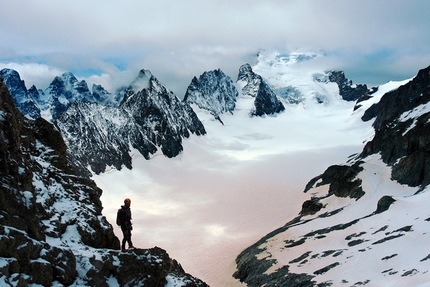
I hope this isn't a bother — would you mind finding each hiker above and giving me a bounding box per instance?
[117,198,135,251]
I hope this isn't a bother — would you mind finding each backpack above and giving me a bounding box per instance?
[116,208,122,226]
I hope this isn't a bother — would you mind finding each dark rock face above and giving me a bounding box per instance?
[327,70,370,102]
[300,199,324,216]
[304,163,365,199]
[361,65,430,187]
[0,77,208,286]
[56,69,206,174]
[120,70,206,157]
[184,69,238,122]
[254,79,286,116]
[56,101,135,174]
[237,63,285,116]
[79,247,208,287]
[375,196,396,214]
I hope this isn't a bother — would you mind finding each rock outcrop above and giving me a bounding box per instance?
[327,70,370,102]
[361,64,430,187]
[237,63,285,116]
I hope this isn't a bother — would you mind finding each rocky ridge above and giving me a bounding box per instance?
[56,69,206,174]
[0,76,208,286]
[2,64,292,175]
[327,70,372,102]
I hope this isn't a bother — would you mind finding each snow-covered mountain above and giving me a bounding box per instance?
[1,54,370,177]
[184,69,238,123]
[0,68,125,122]
[237,63,285,116]
[233,65,430,286]
[0,68,41,119]
[0,77,208,286]
[56,69,206,174]
[43,72,96,120]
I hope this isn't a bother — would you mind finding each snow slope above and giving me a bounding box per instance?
[255,154,430,286]
[94,52,410,286]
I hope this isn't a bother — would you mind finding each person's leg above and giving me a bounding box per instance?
[127,232,134,248]
[122,229,128,251]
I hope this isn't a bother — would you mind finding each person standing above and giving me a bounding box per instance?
[117,198,135,251]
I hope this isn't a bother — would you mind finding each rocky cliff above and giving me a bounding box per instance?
[361,65,430,187]
[0,76,208,286]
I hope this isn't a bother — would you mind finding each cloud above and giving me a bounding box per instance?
[0,0,429,94]
[0,62,65,90]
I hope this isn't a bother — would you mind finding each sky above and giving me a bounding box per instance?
[1,0,429,96]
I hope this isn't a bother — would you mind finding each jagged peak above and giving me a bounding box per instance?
[189,68,230,87]
[92,83,109,94]
[129,69,153,92]
[237,63,256,82]
[60,71,78,83]
[0,68,26,89]
[0,67,21,78]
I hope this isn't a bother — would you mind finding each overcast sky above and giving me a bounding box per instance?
[1,0,429,96]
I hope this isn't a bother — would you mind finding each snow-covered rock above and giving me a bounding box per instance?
[237,63,285,116]
[56,69,206,174]
[43,72,95,120]
[327,70,371,102]
[184,69,238,123]
[0,68,41,119]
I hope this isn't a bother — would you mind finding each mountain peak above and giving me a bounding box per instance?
[60,71,78,82]
[184,69,238,122]
[0,68,20,78]
[237,63,254,83]
[236,63,285,116]
[129,69,153,92]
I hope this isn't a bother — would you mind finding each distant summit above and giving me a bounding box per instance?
[184,69,238,123]
[237,63,285,116]
[0,51,380,175]
[56,69,206,174]
[0,68,41,119]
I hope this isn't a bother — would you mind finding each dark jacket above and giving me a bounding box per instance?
[119,205,132,231]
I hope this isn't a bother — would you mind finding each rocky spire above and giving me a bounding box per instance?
[237,63,285,116]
